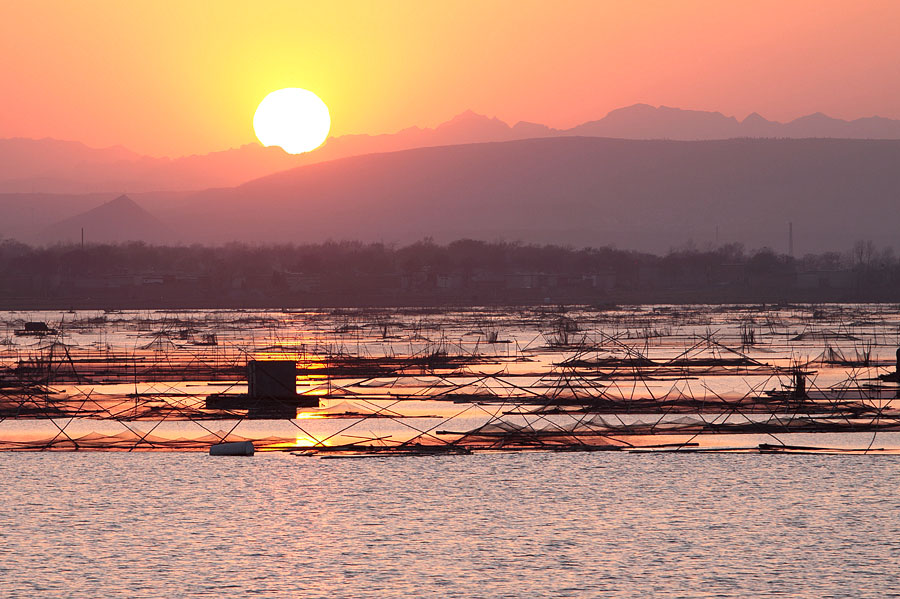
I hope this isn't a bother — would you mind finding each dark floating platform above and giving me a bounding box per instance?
[205,360,318,418]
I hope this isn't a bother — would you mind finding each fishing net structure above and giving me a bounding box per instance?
[1,304,899,454]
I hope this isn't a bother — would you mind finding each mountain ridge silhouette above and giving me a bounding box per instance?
[6,104,900,194]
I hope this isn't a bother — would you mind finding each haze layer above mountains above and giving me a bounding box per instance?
[6,103,900,194]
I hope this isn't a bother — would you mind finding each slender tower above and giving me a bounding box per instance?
[788,222,794,257]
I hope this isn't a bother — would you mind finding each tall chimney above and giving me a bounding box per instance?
[788,222,794,258]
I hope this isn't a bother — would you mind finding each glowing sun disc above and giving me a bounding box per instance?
[253,88,331,154]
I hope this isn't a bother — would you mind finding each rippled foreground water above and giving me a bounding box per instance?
[2,452,899,598]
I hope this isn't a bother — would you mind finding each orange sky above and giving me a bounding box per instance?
[2,0,899,157]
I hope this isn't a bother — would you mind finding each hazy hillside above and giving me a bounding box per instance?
[0,111,553,194]
[6,105,900,195]
[142,137,900,254]
[34,195,176,245]
[0,139,301,194]
[0,192,117,239]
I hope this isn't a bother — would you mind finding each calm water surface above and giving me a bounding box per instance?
[2,452,899,598]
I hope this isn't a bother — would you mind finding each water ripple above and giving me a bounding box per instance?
[1,452,898,598]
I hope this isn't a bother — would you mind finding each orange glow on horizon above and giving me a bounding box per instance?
[2,1,899,156]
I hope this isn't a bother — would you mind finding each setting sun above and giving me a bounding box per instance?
[253,88,331,154]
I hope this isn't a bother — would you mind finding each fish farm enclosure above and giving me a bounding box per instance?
[1,304,900,454]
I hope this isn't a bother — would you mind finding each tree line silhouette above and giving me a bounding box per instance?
[0,238,897,308]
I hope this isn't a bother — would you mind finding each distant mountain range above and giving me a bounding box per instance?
[565,104,900,140]
[14,136,895,254]
[5,104,900,194]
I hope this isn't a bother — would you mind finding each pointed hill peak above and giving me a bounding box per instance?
[428,110,514,144]
[791,112,835,123]
[436,110,511,129]
[110,193,137,205]
[614,103,656,111]
[511,120,555,136]
[88,194,149,217]
[446,109,491,121]
[742,112,772,124]
[35,194,176,245]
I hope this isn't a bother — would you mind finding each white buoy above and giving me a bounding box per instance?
[209,441,255,456]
